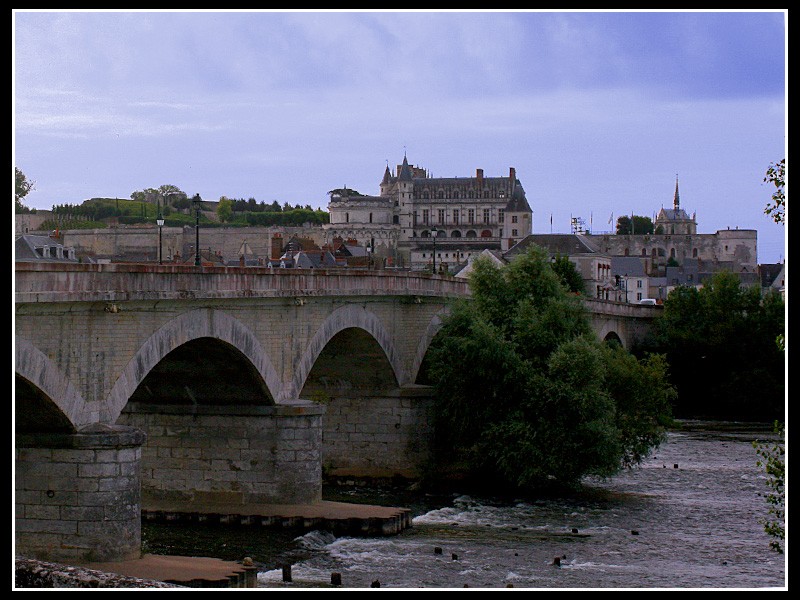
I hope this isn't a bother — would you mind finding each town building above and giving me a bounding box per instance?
[325,155,533,271]
[15,233,79,263]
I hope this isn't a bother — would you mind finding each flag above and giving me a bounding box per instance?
[608,213,613,225]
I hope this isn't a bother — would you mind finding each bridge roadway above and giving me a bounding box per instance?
[14,262,659,564]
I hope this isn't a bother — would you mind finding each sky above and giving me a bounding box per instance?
[13,9,787,263]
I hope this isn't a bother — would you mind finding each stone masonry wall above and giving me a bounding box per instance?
[118,403,324,506]
[15,424,146,563]
[320,388,435,479]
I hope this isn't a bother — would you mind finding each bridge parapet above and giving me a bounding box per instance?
[14,263,471,304]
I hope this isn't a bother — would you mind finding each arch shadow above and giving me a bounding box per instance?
[289,305,403,403]
[105,309,281,422]
[15,337,85,431]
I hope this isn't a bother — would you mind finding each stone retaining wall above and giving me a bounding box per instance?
[118,402,324,505]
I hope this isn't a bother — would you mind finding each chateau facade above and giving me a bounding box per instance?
[325,155,533,270]
[586,177,758,275]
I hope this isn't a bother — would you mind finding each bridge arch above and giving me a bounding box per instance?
[290,304,402,402]
[15,337,87,430]
[105,309,281,422]
[410,308,451,385]
[603,331,624,347]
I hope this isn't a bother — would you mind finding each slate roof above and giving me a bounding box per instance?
[505,234,601,258]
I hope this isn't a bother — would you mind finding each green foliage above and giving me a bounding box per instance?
[245,208,329,226]
[644,271,785,421]
[763,159,785,225]
[15,167,35,212]
[551,254,586,294]
[426,245,674,491]
[616,215,654,235]
[217,196,233,223]
[753,422,785,553]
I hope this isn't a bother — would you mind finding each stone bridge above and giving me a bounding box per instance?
[14,262,659,563]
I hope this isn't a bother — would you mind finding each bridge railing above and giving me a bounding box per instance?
[14,262,471,303]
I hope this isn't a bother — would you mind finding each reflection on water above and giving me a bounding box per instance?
[144,426,786,589]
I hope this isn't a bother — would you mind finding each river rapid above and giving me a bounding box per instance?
[142,423,786,590]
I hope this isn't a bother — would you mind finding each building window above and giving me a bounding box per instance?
[369,213,373,223]
[483,208,490,223]
[468,209,475,223]
[423,209,429,225]
[413,211,418,226]
[512,229,518,236]
[453,209,459,224]
[637,280,642,288]
[499,190,505,198]
[499,209,504,223]
[345,212,349,223]
[637,292,643,301]
[438,209,445,224]
[511,215,518,223]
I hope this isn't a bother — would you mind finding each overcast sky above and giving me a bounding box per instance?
[13,10,787,262]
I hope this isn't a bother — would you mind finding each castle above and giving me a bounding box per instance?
[324,155,533,270]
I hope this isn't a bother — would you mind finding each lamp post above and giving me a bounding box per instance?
[431,226,438,274]
[192,194,202,267]
[156,198,165,264]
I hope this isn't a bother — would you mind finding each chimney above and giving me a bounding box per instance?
[476,168,483,187]
[271,234,283,260]
[509,167,516,181]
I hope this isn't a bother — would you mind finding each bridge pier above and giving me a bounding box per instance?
[118,401,325,507]
[320,385,436,480]
[15,424,147,563]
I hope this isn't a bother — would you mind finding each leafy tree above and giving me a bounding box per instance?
[643,271,784,421]
[217,196,233,223]
[616,215,654,235]
[753,422,785,553]
[425,245,673,491]
[551,254,586,294]
[15,167,35,212]
[763,159,785,225]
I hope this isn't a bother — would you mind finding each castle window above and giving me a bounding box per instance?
[423,209,429,225]
[693,248,698,258]
[483,208,490,223]
[499,190,505,198]
[438,191,444,199]
[511,215,518,224]
[468,209,475,223]
[453,209,459,224]
[438,209,445,224]
[512,229,518,236]
[369,213,373,223]
[499,209,505,223]
[345,212,349,223]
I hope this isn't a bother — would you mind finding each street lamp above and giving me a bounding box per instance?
[192,194,202,267]
[156,203,165,265]
[431,226,438,274]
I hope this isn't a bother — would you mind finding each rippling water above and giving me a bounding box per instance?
[143,425,786,590]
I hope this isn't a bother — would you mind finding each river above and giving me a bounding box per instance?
[142,423,786,590]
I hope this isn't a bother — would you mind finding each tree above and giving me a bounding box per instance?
[425,244,673,491]
[643,271,784,421]
[753,422,785,553]
[763,159,785,225]
[616,215,654,235]
[551,254,586,294]
[217,196,233,223]
[15,167,35,212]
